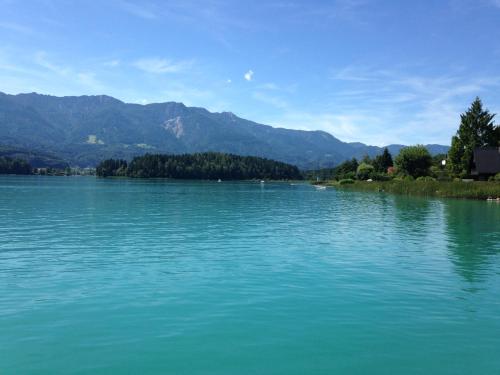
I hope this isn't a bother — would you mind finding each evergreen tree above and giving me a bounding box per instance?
[0,156,32,174]
[361,154,372,164]
[96,153,303,180]
[448,97,499,176]
[373,148,393,172]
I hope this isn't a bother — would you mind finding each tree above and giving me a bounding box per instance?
[448,97,499,177]
[96,153,303,180]
[0,156,32,175]
[373,148,393,172]
[333,158,358,179]
[356,163,374,180]
[361,154,372,164]
[395,145,432,178]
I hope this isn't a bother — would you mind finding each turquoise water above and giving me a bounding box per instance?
[1,176,499,374]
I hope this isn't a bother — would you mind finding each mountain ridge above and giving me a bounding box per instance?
[0,92,449,169]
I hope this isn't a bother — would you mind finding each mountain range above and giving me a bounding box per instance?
[0,92,449,169]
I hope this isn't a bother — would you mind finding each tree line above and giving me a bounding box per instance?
[0,156,32,175]
[308,97,499,182]
[96,152,304,180]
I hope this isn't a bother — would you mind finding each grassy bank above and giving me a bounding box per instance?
[321,179,500,200]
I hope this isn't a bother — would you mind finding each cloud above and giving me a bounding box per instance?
[31,51,107,92]
[35,51,70,75]
[265,110,389,145]
[226,79,232,83]
[244,70,254,81]
[320,65,500,144]
[133,58,193,74]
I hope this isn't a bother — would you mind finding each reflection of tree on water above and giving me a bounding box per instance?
[444,201,500,284]
[391,195,438,243]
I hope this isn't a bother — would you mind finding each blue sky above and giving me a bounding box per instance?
[1,0,499,145]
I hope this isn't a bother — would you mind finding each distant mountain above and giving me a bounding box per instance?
[0,92,449,169]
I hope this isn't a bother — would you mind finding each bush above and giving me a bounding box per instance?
[494,173,500,182]
[416,176,436,182]
[394,175,415,181]
[337,171,356,181]
[371,173,392,181]
[339,178,355,185]
[395,145,432,178]
[356,163,375,180]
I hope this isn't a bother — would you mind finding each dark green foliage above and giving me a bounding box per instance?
[373,148,393,172]
[339,178,355,185]
[0,146,69,169]
[96,153,303,180]
[356,163,375,180]
[448,97,499,176]
[361,155,372,164]
[371,172,392,181]
[305,158,359,181]
[334,158,359,179]
[395,145,432,178]
[0,156,32,174]
[429,153,451,180]
[431,153,447,167]
[416,176,436,181]
[96,159,128,177]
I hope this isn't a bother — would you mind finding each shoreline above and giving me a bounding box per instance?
[317,180,500,200]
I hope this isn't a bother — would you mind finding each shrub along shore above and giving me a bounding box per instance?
[318,179,500,200]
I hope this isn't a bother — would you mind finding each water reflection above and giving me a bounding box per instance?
[444,200,500,283]
[392,195,433,229]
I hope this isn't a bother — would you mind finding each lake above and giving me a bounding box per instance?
[1,176,499,374]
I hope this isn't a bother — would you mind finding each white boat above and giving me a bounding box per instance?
[217,179,222,183]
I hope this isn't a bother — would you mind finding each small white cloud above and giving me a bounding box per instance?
[133,58,192,74]
[244,70,254,81]
[226,79,232,83]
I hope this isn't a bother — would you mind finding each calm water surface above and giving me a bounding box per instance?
[1,176,499,374]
